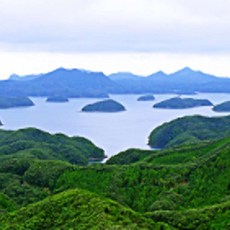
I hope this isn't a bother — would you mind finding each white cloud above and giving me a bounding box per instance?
[0,0,230,78]
[0,0,230,53]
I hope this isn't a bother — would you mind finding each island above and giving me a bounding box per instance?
[213,101,230,112]
[0,96,34,109]
[153,97,213,109]
[81,99,126,112]
[0,120,2,126]
[46,96,69,103]
[148,115,230,148]
[137,95,155,101]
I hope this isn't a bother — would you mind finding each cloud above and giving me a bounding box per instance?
[0,0,230,53]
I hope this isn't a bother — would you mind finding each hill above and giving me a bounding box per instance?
[2,67,230,96]
[153,97,212,109]
[0,128,105,209]
[0,125,230,228]
[148,115,230,148]
[0,127,105,165]
[213,101,230,112]
[108,72,142,81]
[137,95,155,101]
[56,137,230,229]
[82,99,126,112]
[0,188,170,229]
[0,68,118,98]
[9,73,41,81]
[109,67,230,94]
[0,96,34,109]
[46,96,69,103]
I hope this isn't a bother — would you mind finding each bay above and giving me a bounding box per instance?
[0,93,229,158]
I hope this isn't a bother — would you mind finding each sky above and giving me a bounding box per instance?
[0,0,230,78]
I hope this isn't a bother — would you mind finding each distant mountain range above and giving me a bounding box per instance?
[1,68,117,98]
[108,67,230,94]
[1,67,229,98]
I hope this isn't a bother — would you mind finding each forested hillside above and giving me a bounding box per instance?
[0,188,170,230]
[0,117,230,229]
[56,137,230,229]
[0,127,105,165]
[148,115,230,148]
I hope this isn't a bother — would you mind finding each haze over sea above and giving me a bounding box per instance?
[0,93,229,158]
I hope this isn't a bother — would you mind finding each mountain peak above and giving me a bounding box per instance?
[182,66,193,71]
[177,67,195,74]
[148,70,167,78]
[9,74,21,80]
[156,70,166,74]
[170,67,198,77]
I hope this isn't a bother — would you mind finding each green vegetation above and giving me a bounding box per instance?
[137,95,155,101]
[0,188,172,230]
[148,115,230,148]
[0,127,105,165]
[146,200,230,229]
[0,193,16,212]
[1,118,230,229]
[46,96,69,102]
[0,159,72,208]
[0,127,105,211]
[107,148,153,165]
[213,101,230,112]
[153,97,213,109]
[0,96,34,109]
[82,99,126,112]
[55,137,230,228]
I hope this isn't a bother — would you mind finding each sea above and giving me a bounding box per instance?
[0,93,229,158]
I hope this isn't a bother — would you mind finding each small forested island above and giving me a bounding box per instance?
[153,97,213,109]
[46,96,69,103]
[137,94,155,101]
[148,115,230,148]
[213,101,230,112]
[0,96,34,109]
[81,99,126,112]
[0,120,2,126]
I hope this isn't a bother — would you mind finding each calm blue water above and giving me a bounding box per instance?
[0,93,229,158]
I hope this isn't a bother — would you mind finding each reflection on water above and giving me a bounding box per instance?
[0,93,229,157]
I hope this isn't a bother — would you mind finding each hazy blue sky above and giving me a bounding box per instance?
[0,0,230,78]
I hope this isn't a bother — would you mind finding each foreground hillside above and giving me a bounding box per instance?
[0,119,230,229]
[56,137,230,229]
[0,188,171,230]
[0,128,105,210]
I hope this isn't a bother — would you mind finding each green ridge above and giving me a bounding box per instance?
[0,121,230,228]
[148,115,230,148]
[0,127,105,165]
[0,188,171,230]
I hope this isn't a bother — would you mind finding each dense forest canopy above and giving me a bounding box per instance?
[0,115,230,229]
